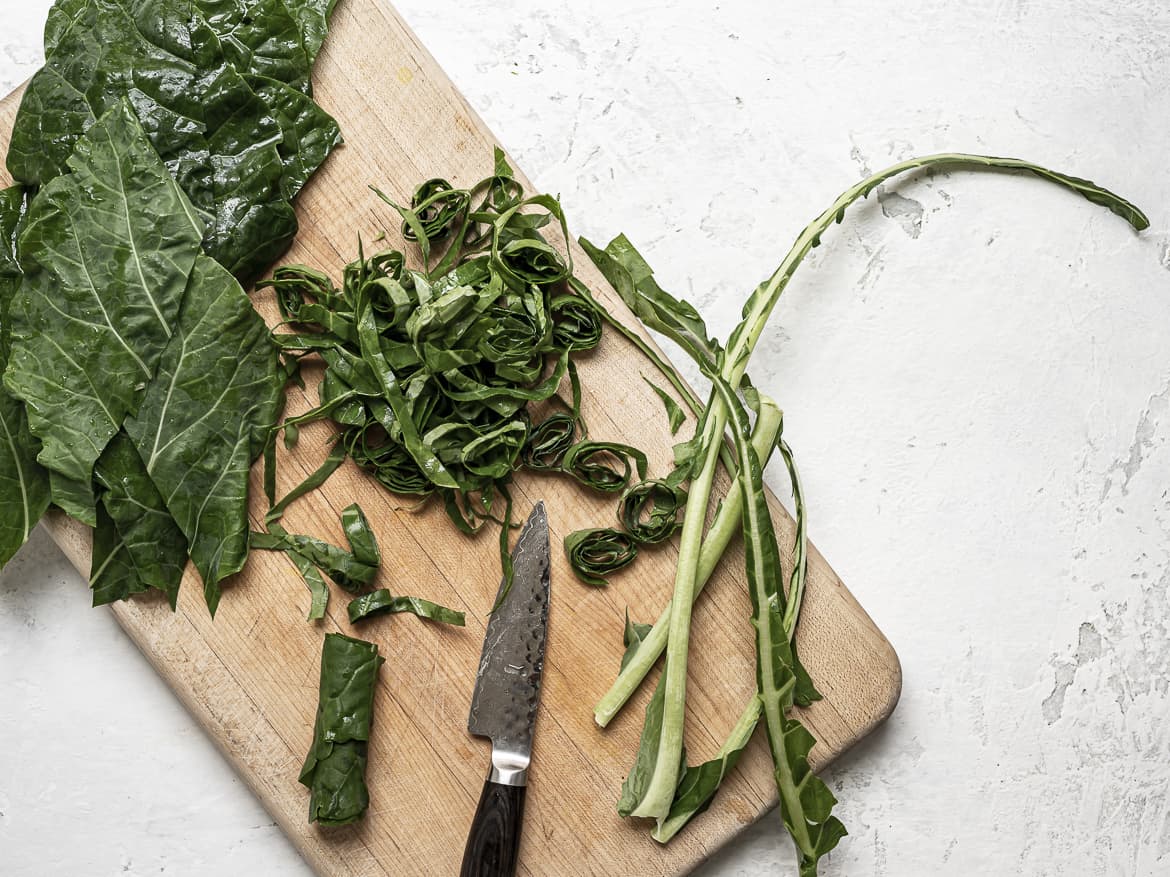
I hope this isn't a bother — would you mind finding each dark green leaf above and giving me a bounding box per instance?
[643,377,685,435]
[340,502,380,567]
[344,422,433,496]
[620,609,653,673]
[279,528,378,594]
[47,470,97,526]
[266,439,347,525]
[356,302,459,490]
[5,101,203,489]
[617,674,670,817]
[0,380,49,564]
[250,75,343,200]
[347,588,465,626]
[125,254,283,615]
[8,0,339,284]
[521,412,578,471]
[550,292,602,352]
[92,431,187,608]
[562,440,648,493]
[283,0,338,65]
[651,696,762,843]
[564,527,637,587]
[198,0,313,91]
[89,502,151,606]
[618,479,685,545]
[289,544,331,620]
[300,632,383,825]
[0,187,50,565]
[579,233,721,369]
[491,195,573,287]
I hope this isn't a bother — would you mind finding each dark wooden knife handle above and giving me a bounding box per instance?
[459,779,526,877]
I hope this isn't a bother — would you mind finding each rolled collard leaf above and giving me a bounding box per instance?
[521,413,578,472]
[562,440,648,494]
[299,633,384,826]
[564,528,638,587]
[618,479,686,545]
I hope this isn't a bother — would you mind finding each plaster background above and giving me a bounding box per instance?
[2,1,1168,874]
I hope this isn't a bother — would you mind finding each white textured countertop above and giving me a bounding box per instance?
[2,1,1168,874]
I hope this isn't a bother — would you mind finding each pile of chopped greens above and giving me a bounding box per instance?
[257,149,692,600]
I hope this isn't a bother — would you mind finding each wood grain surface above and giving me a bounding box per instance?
[0,1,900,874]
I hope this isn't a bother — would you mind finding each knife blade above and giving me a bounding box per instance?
[460,501,551,877]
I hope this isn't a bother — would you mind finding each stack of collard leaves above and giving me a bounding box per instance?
[0,0,342,614]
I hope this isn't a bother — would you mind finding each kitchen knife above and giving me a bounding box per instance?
[460,501,551,877]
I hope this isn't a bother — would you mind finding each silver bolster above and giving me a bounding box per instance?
[488,744,530,787]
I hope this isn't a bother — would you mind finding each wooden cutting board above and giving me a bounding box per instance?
[0,1,900,874]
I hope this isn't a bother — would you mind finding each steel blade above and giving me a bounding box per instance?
[467,501,551,763]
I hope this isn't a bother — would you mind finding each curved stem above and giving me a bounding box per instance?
[614,151,1145,824]
[628,399,724,819]
[593,402,783,726]
[777,437,806,639]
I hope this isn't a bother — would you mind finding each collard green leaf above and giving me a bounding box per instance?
[47,470,97,526]
[11,0,235,183]
[90,502,150,606]
[644,377,686,435]
[562,440,648,494]
[303,735,370,826]
[252,526,333,620]
[281,528,377,593]
[125,254,282,615]
[564,527,637,587]
[618,479,685,545]
[0,187,50,566]
[340,503,380,567]
[9,0,340,285]
[282,0,339,66]
[355,303,459,490]
[254,497,381,616]
[0,185,27,283]
[92,431,188,608]
[265,439,347,526]
[197,0,312,91]
[579,233,721,369]
[0,380,48,564]
[617,674,671,818]
[251,74,343,200]
[651,696,762,844]
[292,549,331,620]
[550,292,602,351]
[521,412,578,471]
[300,632,383,825]
[621,610,653,673]
[347,588,465,626]
[4,100,203,489]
